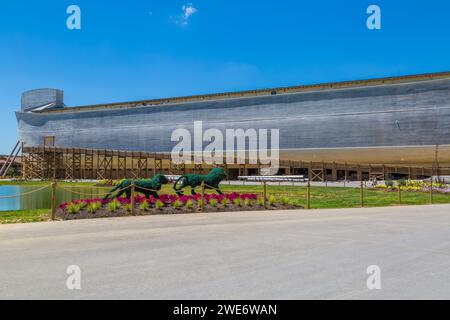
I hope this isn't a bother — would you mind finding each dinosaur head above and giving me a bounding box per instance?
[209,167,227,180]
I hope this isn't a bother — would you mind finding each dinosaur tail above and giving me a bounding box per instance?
[103,184,121,200]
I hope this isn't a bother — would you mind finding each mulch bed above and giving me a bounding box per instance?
[56,203,301,220]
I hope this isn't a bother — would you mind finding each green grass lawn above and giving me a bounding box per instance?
[1,181,449,224]
[0,209,50,224]
[216,184,448,209]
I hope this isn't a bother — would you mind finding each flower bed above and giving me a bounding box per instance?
[57,192,302,220]
[372,180,450,194]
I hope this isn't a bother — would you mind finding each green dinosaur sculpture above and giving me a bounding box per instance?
[103,174,169,200]
[173,167,227,196]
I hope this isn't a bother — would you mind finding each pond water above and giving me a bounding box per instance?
[0,185,110,211]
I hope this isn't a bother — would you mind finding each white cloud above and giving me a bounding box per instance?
[178,3,198,26]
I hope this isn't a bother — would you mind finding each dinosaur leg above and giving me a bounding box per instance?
[150,191,159,199]
[125,189,132,199]
[191,188,197,195]
[207,184,222,194]
[134,186,149,199]
[114,189,125,199]
[142,190,151,199]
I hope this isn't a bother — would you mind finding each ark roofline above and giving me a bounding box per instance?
[34,70,450,114]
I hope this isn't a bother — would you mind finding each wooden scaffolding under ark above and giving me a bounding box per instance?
[21,146,448,181]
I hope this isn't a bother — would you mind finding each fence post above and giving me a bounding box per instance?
[429,178,433,204]
[130,182,135,215]
[306,179,311,209]
[344,163,347,188]
[200,181,205,212]
[360,180,364,207]
[398,183,402,205]
[263,181,267,209]
[51,179,57,221]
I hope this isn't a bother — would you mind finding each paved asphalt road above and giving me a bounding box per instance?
[1,205,450,299]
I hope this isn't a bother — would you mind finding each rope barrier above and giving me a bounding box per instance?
[57,184,131,197]
[184,183,221,192]
[57,185,110,197]
[133,185,160,192]
[204,183,221,190]
[0,184,51,199]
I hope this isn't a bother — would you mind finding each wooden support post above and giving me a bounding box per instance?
[331,162,336,181]
[344,163,347,188]
[309,161,312,182]
[360,179,364,207]
[322,162,325,182]
[51,179,57,221]
[263,181,268,209]
[200,181,205,212]
[357,165,362,182]
[306,179,311,209]
[20,141,25,179]
[130,182,135,215]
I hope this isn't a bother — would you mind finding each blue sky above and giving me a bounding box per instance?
[0,0,449,153]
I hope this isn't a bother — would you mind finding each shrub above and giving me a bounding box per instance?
[5,167,17,177]
[292,200,303,208]
[385,180,395,188]
[220,198,229,206]
[123,203,132,213]
[209,198,218,207]
[172,199,182,209]
[87,201,101,214]
[155,199,164,210]
[234,198,242,207]
[139,200,150,211]
[66,202,81,214]
[185,199,194,209]
[434,181,446,189]
[98,179,109,186]
[258,196,265,206]
[280,196,289,205]
[244,198,252,207]
[397,179,407,187]
[108,199,121,213]
[197,198,205,208]
[406,180,424,188]
[79,201,87,210]
[268,195,276,206]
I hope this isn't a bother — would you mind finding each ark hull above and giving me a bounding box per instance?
[16,76,450,166]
